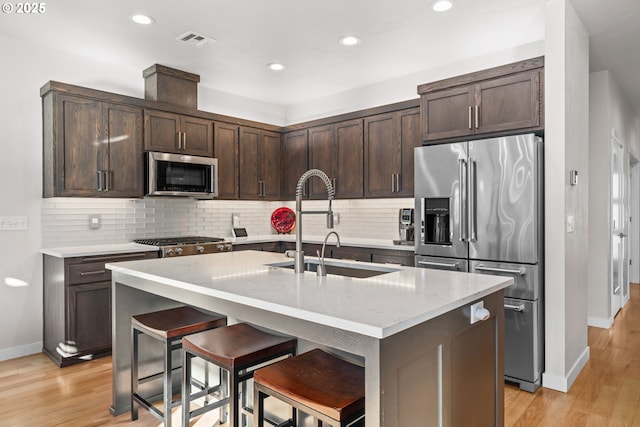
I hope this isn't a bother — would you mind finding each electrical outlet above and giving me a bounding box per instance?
[470,301,490,324]
[232,213,240,228]
[89,215,101,229]
[0,216,28,230]
[333,212,340,225]
[566,215,575,233]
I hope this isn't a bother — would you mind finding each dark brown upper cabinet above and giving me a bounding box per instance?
[308,119,363,199]
[282,129,309,200]
[214,122,240,199]
[238,127,281,200]
[144,109,213,157]
[42,93,144,198]
[419,57,543,143]
[364,108,419,198]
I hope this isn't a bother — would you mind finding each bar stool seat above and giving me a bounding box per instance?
[253,348,365,427]
[182,323,297,427]
[131,306,227,427]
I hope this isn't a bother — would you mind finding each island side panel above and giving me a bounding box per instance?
[379,290,504,427]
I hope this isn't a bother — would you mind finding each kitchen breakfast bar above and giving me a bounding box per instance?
[107,250,512,427]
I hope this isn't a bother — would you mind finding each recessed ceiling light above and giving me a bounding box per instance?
[131,14,155,25]
[339,36,361,46]
[432,0,453,12]
[267,63,286,71]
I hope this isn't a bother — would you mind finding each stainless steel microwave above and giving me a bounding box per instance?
[146,151,218,199]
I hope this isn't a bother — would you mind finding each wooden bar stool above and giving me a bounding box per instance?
[181,323,297,427]
[253,348,365,427]
[131,306,227,427]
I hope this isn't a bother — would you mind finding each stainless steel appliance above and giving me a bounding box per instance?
[134,236,231,257]
[393,208,415,245]
[146,152,218,199]
[414,133,544,392]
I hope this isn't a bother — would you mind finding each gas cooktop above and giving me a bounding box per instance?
[133,236,231,257]
[134,236,225,246]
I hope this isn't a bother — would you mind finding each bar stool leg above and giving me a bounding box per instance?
[131,327,139,421]
[182,349,192,427]
[220,369,228,424]
[164,339,173,427]
[230,370,238,427]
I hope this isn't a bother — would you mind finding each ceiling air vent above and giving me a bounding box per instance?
[175,31,215,47]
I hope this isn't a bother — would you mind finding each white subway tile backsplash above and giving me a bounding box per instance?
[41,197,414,247]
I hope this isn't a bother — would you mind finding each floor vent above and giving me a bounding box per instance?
[175,31,215,47]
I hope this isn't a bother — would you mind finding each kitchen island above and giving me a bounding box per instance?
[107,250,512,427]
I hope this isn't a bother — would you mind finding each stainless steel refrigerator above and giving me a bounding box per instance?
[414,133,544,392]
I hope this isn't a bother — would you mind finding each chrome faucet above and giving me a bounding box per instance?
[317,231,341,277]
[294,169,335,273]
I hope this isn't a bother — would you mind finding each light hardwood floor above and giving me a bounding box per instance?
[2,285,640,427]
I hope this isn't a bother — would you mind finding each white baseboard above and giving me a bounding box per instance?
[542,346,590,392]
[0,341,42,362]
[588,315,614,329]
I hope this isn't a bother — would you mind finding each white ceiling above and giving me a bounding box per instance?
[0,0,637,112]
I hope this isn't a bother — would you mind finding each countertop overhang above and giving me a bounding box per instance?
[107,250,512,339]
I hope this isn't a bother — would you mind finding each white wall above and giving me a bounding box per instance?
[542,0,590,392]
[0,34,285,360]
[588,70,640,326]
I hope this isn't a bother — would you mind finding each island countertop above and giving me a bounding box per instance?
[106,250,512,339]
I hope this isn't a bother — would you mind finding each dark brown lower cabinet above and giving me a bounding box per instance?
[43,251,158,367]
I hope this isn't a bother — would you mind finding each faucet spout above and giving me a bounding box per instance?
[317,231,341,277]
[294,169,335,273]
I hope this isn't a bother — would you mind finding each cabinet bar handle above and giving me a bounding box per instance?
[474,265,525,276]
[468,106,472,130]
[475,105,479,129]
[176,132,181,150]
[332,178,337,194]
[182,132,187,150]
[504,303,526,312]
[391,174,395,192]
[396,173,400,193]
[79,270,106,276]
[104,170,110,192]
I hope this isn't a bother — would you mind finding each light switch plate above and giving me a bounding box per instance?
[0,216,28,230]
[232,213,240,228]
[566,215,575,233]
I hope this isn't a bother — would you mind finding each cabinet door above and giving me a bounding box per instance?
[421,85,475,141]
[68,281,111,353]
[104,103,144,197]
[476,70,541,134]
[282,130,309,200]
[397,108,420,197]
[331,246,372,263]
[181,115,213,156]
[214,122,239,199]
[144,110,180,153]
[364,112,400,198]
[308,124,336,199]
[260,130,281,200]
[238,126,260,199]
[54,95,102,196]
[335,119,364,198]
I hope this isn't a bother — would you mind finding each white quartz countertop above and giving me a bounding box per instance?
[106,251,511,339]
[41,242,159,258]
[229,234,415,251]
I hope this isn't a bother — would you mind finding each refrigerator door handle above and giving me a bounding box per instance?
[474,265,526,276]
[504,303,526,312]
[469,158,477,242]
[458,158,467,242]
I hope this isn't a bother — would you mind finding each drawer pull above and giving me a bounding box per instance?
[504,303,525,312]
[418,260,460,270]
[82,253,149,262]
[79,270,106,276]
[474,265,525,276]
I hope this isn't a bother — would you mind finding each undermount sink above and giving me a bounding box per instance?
[268,259,399,279]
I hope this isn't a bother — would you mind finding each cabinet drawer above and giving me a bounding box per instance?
[67,262,111,285]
